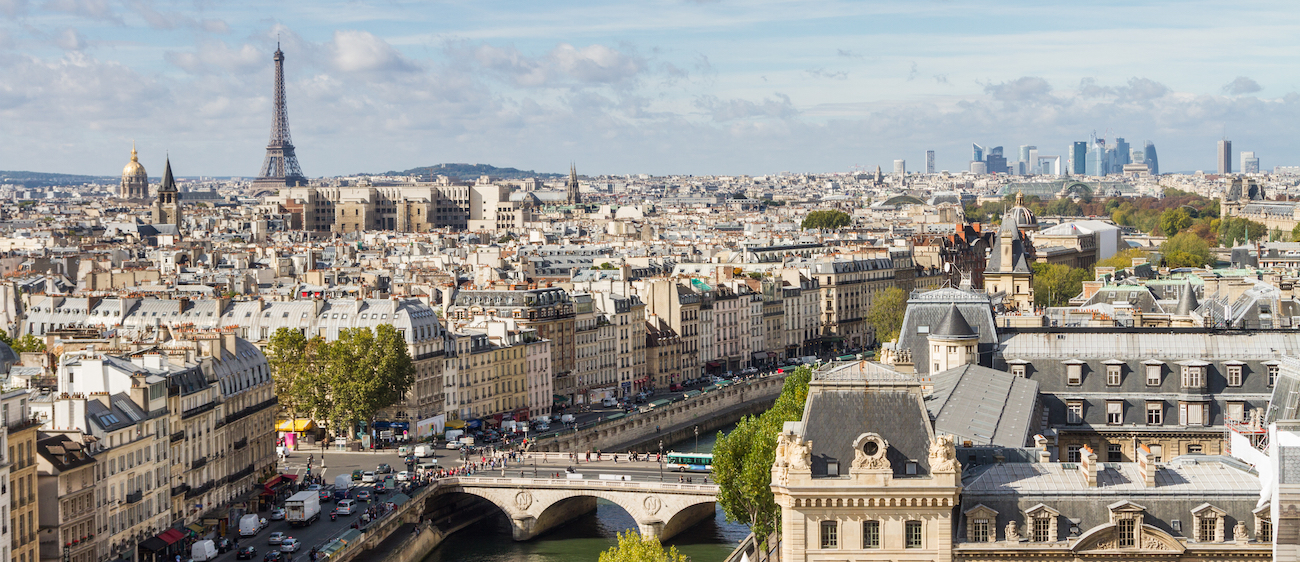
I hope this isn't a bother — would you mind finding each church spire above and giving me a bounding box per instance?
[159,156,177,192]
[566,162,581,205]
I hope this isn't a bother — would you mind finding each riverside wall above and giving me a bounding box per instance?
[534,375,787,453]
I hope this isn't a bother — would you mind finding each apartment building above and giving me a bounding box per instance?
[635,279,702,384]
[590,293,647,398]
[35,434,96,562]
[5,390,39,562]
[645,316,682,390]
[571,294,617,405]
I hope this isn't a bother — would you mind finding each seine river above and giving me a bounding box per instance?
[422,425,749,562]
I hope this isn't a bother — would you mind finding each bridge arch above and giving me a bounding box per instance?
[437,478,719,542]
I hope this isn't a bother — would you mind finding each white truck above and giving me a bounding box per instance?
[285,490,321,527]
[191,540,217,562]
[238,513,265,537]
[413,444,433,458]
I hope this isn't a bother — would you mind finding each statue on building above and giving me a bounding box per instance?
[928,434,960,473]
[1005,520,1020,542]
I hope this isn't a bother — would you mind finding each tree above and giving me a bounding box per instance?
[866,287,907,345]
[714,367,812,545]
[326,325,416,437]
[10,334,43,353]
[1292,222,1300,242]
[1032,263,1089,307]
[1217,217,1266,247]
[267,328,331,434]
[1158,208,1192,236]
[800,210,851,230]
[598,531,688,562]
[1161,232,1213,268]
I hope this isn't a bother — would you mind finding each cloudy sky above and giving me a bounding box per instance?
[1,0,1297,178]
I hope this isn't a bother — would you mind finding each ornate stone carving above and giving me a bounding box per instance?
[1004,520,1020,542]
[1234,521,1248,543]
[789,438,812,471]
[929,434,960,473]
[643,496,661,516]
[1143,535,1171,550]
[851,433,890,470]
[775,432,791,467]
[514,491,533,510]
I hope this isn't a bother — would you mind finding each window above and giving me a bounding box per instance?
[1067,364,1082,386]
[1181,366,1203,389]
[1067,401,1083,424]
[1199,516,1217,543]
[905,521,923,548]
[862,520,880,548]
[819,520,837,549]
[1146,402,1163,425]
[1227,402,1245,423]
[1067,445,1081,463]
[1146,364,1161,386]
[1179,402,1206,426]
[1107,365,1122,386]
[1188,444,1203,454]
[1271,365,1280,387]
[1148,444,1163,462]
[1260,517,1273,542]
[1011,365,1025,377]
[1108,444,1122,462]
[1227,365,1243,387]
[1107,401,1123,425]
[969,518,990,542]
[1033,516,1052,542]
[1117,518,1136,547]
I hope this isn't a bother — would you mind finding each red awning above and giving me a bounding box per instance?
[159,528,185,545]
[282,474,298,482]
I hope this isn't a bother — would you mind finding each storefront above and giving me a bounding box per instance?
[137,528,185,562]
[275,419,318,450]
[257,474,298,510]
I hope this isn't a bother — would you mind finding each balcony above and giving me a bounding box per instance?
[186,481,213,499]
[124,490,142,505]
[170,431,186,443]
[190,456,207,471]
[226,464,255,484]
[224,396,278,426]
[233,437,248,450]
[171,484,189,497]
[182,402,216,420]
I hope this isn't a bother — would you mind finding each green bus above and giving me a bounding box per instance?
[665,451,713,472]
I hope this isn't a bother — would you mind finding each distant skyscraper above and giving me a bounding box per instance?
[970,161,987,174]
[1018,145,1035,164]
[1112,138,1130,173]
[1070,141,1087,175]
[1027,147,1039,174]
[894,160,906,176]
[1218,139,1232,174]
[985,146,1007,174]
[1086,140,1106,176]
[972,143,985,163]
[925,150,935,174]
[1144,141,1159,176]
[1242,151,1260,174]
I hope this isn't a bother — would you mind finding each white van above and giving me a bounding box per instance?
[336,499,357,515]
[601,397,618,407]
[191,540,217,562]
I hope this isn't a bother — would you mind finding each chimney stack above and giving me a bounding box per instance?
[1079,445,1098,486]
[1137,444,1157,487]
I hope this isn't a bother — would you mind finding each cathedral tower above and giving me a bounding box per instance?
[152,157,182,228]
[120,143,148,199]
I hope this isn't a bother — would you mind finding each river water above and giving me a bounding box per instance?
[423,425,748,562]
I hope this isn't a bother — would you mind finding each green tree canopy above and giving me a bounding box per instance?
[597,531,688,562]
[1161,232,1213,268]
[1032,263,1090,307]
[1094,248,1150,271]
[1292,222,1300,242]
[1158,208,1192,236]
[866,286,907,345]
[1217,217,1266,247]
[800,210,852,230]
[713,366,812,545]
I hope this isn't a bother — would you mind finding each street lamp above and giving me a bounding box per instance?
[694,425,699,453]
[658,440,664,483]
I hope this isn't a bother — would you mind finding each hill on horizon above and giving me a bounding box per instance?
[1,170,115,188]
[377,163,565,181]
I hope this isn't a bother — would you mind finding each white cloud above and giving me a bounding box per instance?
[326,30,417,73]
[694,93,798,122]
[0,0,27,18]
[1223,76,1262,95]
[468,42,647,88]
[42,0,117,22]
[164,40,264,75]
[54,27,84,50]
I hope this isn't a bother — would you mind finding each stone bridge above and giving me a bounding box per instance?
[431,476,719,541]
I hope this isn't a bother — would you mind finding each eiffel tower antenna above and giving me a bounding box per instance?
[254,43,307,188]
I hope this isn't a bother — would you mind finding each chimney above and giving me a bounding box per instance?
[1137,444,1156,487]
[1034,434,1051,463]
[1079,445,1098,486]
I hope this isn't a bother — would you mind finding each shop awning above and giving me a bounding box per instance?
[139,537,169,552]
[445,419,466,430]
[275,419,317,432]
[160,528,185,545]
[186,523,205,534]
[706,361,721,368]
[751,352,768,360]
[553,394,570,402]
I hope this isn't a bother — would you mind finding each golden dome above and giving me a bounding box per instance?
[122,144,147,179]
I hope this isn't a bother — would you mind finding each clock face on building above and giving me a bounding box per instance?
[862,440,879,456]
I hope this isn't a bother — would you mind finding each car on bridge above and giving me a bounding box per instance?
[280,539,300,553]
[236,547,257,560]
[267,532,285,546]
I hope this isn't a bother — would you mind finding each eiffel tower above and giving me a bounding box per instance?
[253,44,307,188]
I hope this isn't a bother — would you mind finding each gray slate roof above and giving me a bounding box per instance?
[800,366,934,477]
[925,364,1038,447]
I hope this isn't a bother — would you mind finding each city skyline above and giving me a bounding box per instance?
[0,1,1296,177]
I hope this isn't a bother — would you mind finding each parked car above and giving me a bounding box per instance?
[445,441,462,450]
[306,484,321,491]
[267,532,285,546]
[351,470,363,481]
[376,463,392,474]
[236,547,257,560]
[263,552,281,562]
[317,489,331,502]
[395,471,411,482]
[268,508,285,521]
[217,538,234,553]
[361,471,376,483]
[336,499,357,515]
[355,488,373,501]
[280,539,300,553]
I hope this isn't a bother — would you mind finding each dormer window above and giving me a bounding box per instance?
[1191,504,1226,542]
[964,505,998,543]
[1109,501,1147,548]
[1025,504,1060,542]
